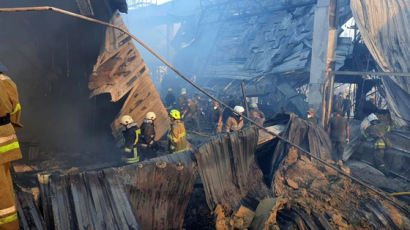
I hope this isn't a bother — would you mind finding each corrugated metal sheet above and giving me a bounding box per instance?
[89,12,169,138]
[172,0,352,80]
[195,127,272,211]
[351,0,410,127]
[37,151,196,230]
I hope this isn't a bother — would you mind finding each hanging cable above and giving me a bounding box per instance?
[0,6,408,214]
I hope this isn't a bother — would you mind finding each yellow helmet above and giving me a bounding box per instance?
[146,111,156,120]
[169,109,181,120]
[120,115,134,125]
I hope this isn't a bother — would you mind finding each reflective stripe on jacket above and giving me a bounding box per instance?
[374,138,386,149]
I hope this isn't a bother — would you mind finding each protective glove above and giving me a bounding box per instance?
[149,140,154,145]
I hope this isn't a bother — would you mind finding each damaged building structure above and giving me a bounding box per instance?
[0,0,409,229]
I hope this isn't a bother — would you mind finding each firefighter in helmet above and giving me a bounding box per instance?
[120,115,141,163]
[168,109,188,153]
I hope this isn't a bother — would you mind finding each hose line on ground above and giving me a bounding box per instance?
[0,6,408,214]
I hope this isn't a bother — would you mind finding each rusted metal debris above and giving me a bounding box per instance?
[34,151,196,230]
[89,12,169,139]
[195,127,272,211]
[14,118,410,229]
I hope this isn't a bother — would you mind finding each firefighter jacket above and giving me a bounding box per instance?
[0,73,22,229]
[168,120,188,153]
[0,73,22,164]
[122,123,141,151]
[226,116,244,132]
[141,119,155,146]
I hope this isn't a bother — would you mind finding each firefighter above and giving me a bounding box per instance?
[249,103,265,126]
[120,115,141,163]
[164,88,176,109]
[0,63,22,230]
[140,112,158,154]
[179,88,188,112]
[183,99,200,131]
[226,106,245,132]
[366,119,391,174]
[211,102,223,134]
[168,109,188,153]
[307,108,318,125]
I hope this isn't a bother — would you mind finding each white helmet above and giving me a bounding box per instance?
[120,115,134,125]
[181,88,187,95]
[234,105,245,114]
[368,113,378,122]
[146,112,156,120]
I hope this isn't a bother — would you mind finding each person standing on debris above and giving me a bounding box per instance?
[249,103,265,126]
[120,115,141,163]
[328,110,350,161]
[168,109,188,153]
[140,112,159,156]
[307,108,318,125]
[211,102,224,133]
[0,63,22,230]
[179,88,188,112]
[366,119,392,174]
[183,99,200,131]
[226,106,245,132]
[164,88,176,109]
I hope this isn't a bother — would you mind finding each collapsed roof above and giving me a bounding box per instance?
[351,0,410,127]
[171,0,352,81]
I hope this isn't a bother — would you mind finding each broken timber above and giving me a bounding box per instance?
[89,11,169,139]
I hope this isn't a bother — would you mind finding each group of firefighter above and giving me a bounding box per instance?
[164,87,265,133]
[119,87,266,163]
[0,61,395,229]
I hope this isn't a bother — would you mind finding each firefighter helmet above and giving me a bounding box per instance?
[120,115,134,125]
[0,62,7,73]
[146,112,156,120]
[234,106,245,114]
[169,109,181,120]
[250,103,258,109]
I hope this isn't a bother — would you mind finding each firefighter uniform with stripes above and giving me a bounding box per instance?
[0,69,22,230]
[120,115,141,163]
[168,110,188,153]
[366,120,391,174]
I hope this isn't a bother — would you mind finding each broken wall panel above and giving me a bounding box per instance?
[89,12,169,138]
[38,151,196,230]
[111,73,170,139]
[195,127,272,211]
[89,12,143,102]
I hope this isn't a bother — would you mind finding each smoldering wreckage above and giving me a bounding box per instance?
[0,0,410,229]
